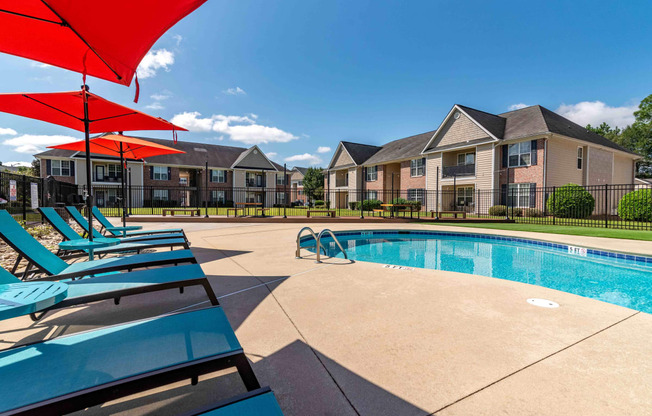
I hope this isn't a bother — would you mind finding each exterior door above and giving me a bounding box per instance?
[95,165,105,182]
[95,190,105,207]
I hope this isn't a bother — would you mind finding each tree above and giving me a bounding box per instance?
[302,167,324,205]
[31,158,41,177]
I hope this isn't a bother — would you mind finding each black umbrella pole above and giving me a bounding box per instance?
[120,143,126,228]
[82,86,94,242]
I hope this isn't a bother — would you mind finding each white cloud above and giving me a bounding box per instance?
[4,161,31,167]
[171,111,298,145]
[223,87,246,96]
[3,134,78,154]
[173,34,183,46]
[284,153,321,165]
[137,49,174,79]
[265,152,278,159]
[145,102,164,110]
[508,103,529,111]
[30,62,51,69]
[555,101,637,129]
[0,127,17,135]
[150,93,171,101]
[317,146,331,153]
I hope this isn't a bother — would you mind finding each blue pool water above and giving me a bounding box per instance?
[307,231,652,313]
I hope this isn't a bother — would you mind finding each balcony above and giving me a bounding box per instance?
[93,174,122,182]
[246,179,265,188]
[335,179,347,187]
[442,164,475,178]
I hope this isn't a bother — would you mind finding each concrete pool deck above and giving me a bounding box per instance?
[0,221,650,415]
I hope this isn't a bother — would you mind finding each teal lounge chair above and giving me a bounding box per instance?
[1,263,217,321]
[185,387,284,416]
[0,210,196,281]
[65,206,186,244]
[0,307,260,415]
[91,206,188,239]
[39,207,189,257]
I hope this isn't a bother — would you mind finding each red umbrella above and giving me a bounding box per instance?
[50,134,185,227]
[0,0,206,88]
[0,87,186,240]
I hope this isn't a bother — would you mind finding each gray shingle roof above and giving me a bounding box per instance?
[34,136,289,168]
[340,141,382,165]
[457,105,506,139]
[293,166,309,176]
[363,130,435,165]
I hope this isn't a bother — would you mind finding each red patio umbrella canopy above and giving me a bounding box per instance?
[49,134,186,159]
[0,90,187,133]
[0,0,206,86]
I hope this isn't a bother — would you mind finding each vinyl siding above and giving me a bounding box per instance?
[587,147,612,186]
[426,153,442,190]
[613,154,635,184]
[233,170,245,187]
[546,137,585,187]
[332,147,354,168]
[432,112,490,148]
[475,143,493,189]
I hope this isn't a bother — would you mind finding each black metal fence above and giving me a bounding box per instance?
[85,181,652,230]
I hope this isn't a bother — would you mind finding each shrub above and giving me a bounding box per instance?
[522,208,544,217]
[314,200,325,207]
[348,201,357,210]
[618,189,652,221]
[546,183,595,218]
[390,197,422,212]
[488,205,506,216]
[510,207,523,217]
[355,199,383,211]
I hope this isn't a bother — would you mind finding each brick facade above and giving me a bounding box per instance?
[497,138,545,187]
[399,160,425,190]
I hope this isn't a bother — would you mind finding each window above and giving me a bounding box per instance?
[410,158,425,177]
[153,166,168,180]
[153,189,169,201]
[52,160,71,176]
[276,192,286,204]
[211,190,225,203]
[577,147,583,170]
[276,174,286,186]
[246,172,262,187]
[245,192,257,203]
[211,169,227,183]
[508,183,532,208]
[366,166,378,181]
[108,164,120,178]
[508,142,531,167]
[365,190,378,200]
[456,186,474,206]
[407,188,426,205]
[457,153,475,165]
[179,177,188,186]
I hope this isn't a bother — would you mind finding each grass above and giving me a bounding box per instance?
[423,221,652,241]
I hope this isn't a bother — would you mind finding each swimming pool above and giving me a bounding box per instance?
[304,230,652,313]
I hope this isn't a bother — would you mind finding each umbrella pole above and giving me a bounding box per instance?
[82,85,94,242]
[120,142,126,228]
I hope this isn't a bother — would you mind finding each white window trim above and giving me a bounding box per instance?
[508,183,532,208]
[153,166,168,181]
[457,152,475,166]
[507,142,532,168]
[410,158,425,177]
[366,166,378,182]
[577,147,583,170]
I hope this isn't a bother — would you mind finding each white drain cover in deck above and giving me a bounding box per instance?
[527,298,559,308]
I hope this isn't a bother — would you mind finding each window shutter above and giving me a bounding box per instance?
[167,167,171,180]
[150,166,153,179]
[46,159,51,175]
[502,145,508,168]
[500,184,507,205]
[529,183,536,208]
[69,160,75,177]
[530,140,538,165]
[209,169,213,182]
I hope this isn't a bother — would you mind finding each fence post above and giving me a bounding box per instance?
[21,174,27,222]
[552,186,556,225]
[604,184,609,229]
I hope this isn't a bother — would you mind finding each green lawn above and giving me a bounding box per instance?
[422,222,652,241]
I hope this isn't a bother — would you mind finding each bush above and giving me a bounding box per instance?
[546,183,595,219]
[348,201,357,210]
[314,200,325,207]
[510,207,523,217]
[522,208,544,217]
[354,199,383,211]
[488,205,506,216]
[618,189,652,221]
[390,198,422,212]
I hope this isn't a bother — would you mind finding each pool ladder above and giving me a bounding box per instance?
[296,227,348,263]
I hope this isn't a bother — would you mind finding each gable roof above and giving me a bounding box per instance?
[340,141,382,165]
[292,166,309,176]
[498,105,637,155]
[230,145,278,171]
[456,105,506,139]
[363,130,435,165]
[35,136,286,168]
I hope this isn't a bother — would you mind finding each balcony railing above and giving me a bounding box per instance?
[93,174,122,182]
[335,179,347,187]
[442,164,475,178]
[246,179,265,187]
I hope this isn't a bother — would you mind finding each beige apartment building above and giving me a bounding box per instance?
[326,104,639,211]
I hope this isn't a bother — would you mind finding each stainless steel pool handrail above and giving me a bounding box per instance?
[296,226,323,259]
[316,229,348,263]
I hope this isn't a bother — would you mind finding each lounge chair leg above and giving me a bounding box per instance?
[191,375,198,386]
[235,354,261,391]
[114,297,121,305]
[202,281,219,306]
[11,254,23,274]
[30,310,47,321]
[179,287,184,294]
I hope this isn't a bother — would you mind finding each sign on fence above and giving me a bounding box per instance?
[9,180,16,201]
[31,182,39,209]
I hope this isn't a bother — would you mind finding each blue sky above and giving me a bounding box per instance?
[1,0,651,167]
